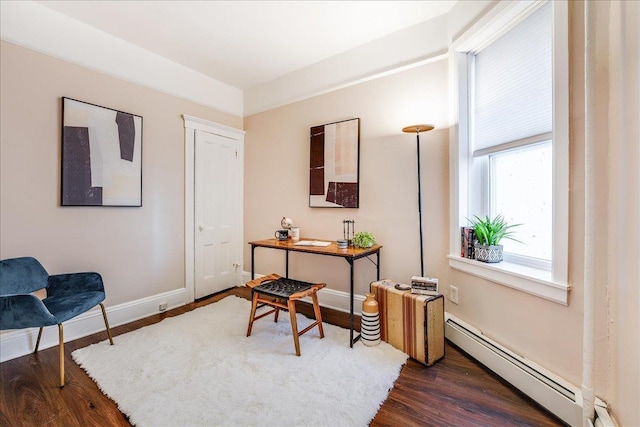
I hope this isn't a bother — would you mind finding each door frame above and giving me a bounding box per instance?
[183,115,245,303]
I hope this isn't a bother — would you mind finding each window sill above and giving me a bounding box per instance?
[447,255,570,305]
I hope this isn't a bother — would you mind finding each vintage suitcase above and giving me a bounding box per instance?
[370,279,445,366]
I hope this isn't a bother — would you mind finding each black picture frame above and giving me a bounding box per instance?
[61,97,143,207]
[309,118,360,208]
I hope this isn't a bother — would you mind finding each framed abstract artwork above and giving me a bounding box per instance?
[309,118,360,208]
[61,97,143,206]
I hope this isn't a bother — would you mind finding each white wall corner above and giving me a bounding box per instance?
[0,0,243,117]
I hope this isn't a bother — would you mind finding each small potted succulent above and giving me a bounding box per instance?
[352,231,377,248]
[470,214,521,263]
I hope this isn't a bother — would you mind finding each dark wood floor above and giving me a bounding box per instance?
[0,287,566,427]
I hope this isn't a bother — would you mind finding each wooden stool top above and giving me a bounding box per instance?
[253,277,314,300]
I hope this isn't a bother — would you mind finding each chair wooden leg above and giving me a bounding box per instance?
[274,306,280,323]
[311,292,325,339]
[99,303,114,345]
[288,300,301,356]
[247,292,259,337]
[34,327,44,353]
[58,324,65,388]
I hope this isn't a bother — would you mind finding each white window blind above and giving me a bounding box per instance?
[473,2,552,152]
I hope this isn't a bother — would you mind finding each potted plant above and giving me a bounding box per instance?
[470,214,521,263]
[352,231,377,248]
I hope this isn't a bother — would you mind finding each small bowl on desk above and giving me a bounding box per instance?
[337,239,348,249]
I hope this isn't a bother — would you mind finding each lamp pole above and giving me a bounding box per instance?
[402,124,434,278]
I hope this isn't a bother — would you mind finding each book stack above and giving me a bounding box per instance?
[410,276,439,296]
[460,226,476,259]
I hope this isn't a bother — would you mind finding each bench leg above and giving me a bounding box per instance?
[288,300,301,356]
[311,292,325,339]
[247,292,259,337]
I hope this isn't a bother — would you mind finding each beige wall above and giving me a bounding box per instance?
[244,3,639,425]
[2,3,637,423]
[0,41,242,306]
[595,1,640,424]
[449,2,639,425]
[445,1,585,389]
[244,60,449,296]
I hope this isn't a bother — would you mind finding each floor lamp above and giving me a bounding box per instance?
[402,124,434,277]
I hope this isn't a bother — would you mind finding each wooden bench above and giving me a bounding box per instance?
[246,274,325,356]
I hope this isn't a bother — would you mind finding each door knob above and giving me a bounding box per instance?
[198,224,205,232]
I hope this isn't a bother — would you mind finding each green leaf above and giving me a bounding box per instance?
[353,231,376,248]
[468,214,522,246]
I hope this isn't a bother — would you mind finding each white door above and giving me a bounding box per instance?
[194,129,240,299]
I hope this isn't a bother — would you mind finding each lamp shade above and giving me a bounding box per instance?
[402,124,434,134]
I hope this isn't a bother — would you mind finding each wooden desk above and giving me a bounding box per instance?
[249,238,382,347]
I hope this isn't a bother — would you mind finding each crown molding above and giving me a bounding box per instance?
[0,1,243,117]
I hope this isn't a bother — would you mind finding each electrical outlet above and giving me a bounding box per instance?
[449,286,459,304]
[159,302,168,312]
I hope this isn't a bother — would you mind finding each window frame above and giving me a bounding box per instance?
[448,0,570,305]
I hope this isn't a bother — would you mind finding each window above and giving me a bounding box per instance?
[472,1,553,269]
[490,141,552,264]
[449,1,569,304]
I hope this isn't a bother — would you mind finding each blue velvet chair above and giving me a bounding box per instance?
[0,256,113,387]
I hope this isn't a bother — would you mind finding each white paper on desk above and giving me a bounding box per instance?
[294,240,331,247]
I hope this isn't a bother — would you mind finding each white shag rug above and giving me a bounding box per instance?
[72,296,408,427]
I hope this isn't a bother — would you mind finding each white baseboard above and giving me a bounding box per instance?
[0,288,187,363]
[445,313,582,426]
[445,313,619,427]
[241,271,365,315]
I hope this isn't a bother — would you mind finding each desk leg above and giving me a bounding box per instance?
[285,250,289,278]
[347,258,361,348]
[251,245,255,280]
[377,250,380,280]
[348,258,354,347]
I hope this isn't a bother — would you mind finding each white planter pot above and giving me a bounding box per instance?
[474,244,503,263]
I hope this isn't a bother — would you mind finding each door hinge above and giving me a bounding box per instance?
[235,149,238,159]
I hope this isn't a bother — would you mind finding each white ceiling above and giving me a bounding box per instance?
[36,1,457,90]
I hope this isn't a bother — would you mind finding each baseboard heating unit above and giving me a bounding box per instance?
[444,313,616,427]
